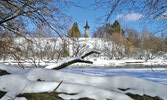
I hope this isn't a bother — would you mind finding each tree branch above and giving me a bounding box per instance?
[81,50,100,59]
[51,80,63,93]
[106,0,120,22]
[53,59,93,70]
[45,50,100,70]
[0,0,30,25]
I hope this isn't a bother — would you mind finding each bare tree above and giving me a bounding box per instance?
[30,24,53,37]
[0,0,72,36]
[95,0,167,59]
[105,33,125,60]
[0,0,72,56]
[95,0,167,22]
[125,29,140,48]
[139,29,162,61]
[0,0,76,66]
[93,26,107,38]
[69,38,88,57]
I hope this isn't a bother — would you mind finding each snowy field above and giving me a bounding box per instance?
[61,68,167,85]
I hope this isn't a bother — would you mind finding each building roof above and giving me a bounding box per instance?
[84,21,90,29]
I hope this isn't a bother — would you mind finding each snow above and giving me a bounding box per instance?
[65,58,167,69]
[2,37,167,69]
[92,58,167,67]
[45,57,80,69]
[1,63,167,100]
[2,36,167,100]
[61,68,167,85]
[0,63,24,74]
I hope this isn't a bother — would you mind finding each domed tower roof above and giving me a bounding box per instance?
[84,21,90,29]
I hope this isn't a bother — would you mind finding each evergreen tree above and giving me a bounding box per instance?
[111,20,124,36]
[68,22,81,37]
[93,20,124,38]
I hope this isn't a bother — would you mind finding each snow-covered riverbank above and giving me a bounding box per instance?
[1,37,167,69]
[1,58,167,69]
[1,63,167,100]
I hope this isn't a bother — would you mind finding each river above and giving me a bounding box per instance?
[61,68,167,85]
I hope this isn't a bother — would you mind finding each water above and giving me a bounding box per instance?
[61,68,167,85]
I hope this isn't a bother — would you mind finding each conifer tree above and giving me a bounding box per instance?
[93,20,124,38]
[68,22,81,37]
[111,20,124,36]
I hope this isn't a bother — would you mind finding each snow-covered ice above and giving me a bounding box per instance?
[61,68,167,85]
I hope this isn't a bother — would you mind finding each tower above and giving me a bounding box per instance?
[84,21,90,38]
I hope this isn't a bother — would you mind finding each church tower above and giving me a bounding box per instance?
[84,21,90,38]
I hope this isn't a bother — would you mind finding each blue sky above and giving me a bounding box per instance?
[66,0,165,37]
